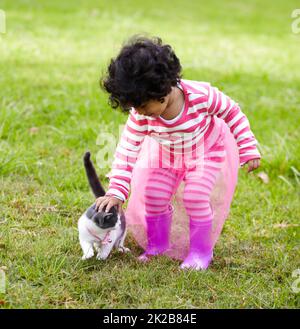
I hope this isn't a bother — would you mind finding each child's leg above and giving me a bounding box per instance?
[138,168,181,261]
[144,168,180,215]
[181,138,226,270]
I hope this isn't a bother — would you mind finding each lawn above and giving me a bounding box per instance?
[0,0,299,308]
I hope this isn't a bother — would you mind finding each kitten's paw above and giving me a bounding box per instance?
[81,251,94,260]
[96,251,109,260]
[118,246,130,253]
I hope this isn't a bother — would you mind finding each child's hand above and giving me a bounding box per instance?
[243,158,261,173]
[95,195,123,213]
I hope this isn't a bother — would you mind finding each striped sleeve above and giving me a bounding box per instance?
[105,110,148,201]
[206,84,261,166]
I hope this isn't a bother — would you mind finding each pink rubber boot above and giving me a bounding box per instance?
[138,206,173,262]
[180,218,213,270]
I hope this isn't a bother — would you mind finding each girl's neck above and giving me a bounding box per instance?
[160,86,185,120]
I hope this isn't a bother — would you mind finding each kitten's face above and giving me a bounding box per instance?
[86,204,118,230]
[91,211,118,230]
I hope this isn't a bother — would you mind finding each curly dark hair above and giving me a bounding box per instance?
[100,35,182,111]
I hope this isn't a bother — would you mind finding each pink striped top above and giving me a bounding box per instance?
[106,79,261,201]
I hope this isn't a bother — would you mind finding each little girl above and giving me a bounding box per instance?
[96,35,261,270]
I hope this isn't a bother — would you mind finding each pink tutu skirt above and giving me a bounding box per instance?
[124,117,240,260]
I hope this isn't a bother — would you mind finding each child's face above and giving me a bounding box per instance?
[135,95,170,118]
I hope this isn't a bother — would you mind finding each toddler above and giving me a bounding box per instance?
[96,36,261,270]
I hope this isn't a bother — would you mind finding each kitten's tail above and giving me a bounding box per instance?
[83,151,106,198]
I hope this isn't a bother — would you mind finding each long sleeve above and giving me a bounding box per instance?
[206,84,261,166]
[106,110,148,201]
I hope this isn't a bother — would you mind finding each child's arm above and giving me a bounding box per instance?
[96,110,148,212]
[206,84,261,167]
[105,110,148,201]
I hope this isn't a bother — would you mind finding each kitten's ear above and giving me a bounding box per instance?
[86,206,96,219]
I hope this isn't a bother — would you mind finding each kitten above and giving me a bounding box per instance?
[78,152,129,260]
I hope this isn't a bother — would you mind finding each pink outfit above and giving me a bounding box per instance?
[107,79,261,202]
[106,79,261,263]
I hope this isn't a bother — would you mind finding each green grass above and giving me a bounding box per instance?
[0,0,300,308]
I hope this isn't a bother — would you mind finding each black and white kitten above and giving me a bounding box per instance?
[78,152,129,260]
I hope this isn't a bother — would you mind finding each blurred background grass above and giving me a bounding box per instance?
[0,0,299,308]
